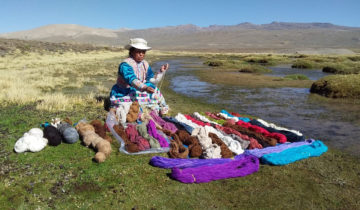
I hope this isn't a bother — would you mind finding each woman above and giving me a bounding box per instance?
[109,38,169,115]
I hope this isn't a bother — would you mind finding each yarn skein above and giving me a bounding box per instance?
[147,120,169,148]
[261,140,328,165]
[113,124,140,153]
[44,125,62,146]
[14,128,48,153]
[57,122,79,144]
[171,155,259,183]
[126,101,140,123]
[150,154,245,169]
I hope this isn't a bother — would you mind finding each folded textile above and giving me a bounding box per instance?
[171,155,259,183]
[260,140,327,165]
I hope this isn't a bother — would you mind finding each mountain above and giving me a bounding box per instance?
[1,22,360,52]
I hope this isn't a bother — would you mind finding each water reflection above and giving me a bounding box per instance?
[159,57,360,156]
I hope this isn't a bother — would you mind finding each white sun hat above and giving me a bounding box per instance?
[124,38,152,50]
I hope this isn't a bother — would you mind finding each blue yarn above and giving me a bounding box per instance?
[260,140,328,165]
[220,110,251,122]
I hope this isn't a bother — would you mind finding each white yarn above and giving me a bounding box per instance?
[51,118,61,128]
[257,118,303,136]
[116,102,132,125]
[149,72,164,84]
[228,133,250,150]
[218,113,239,122]
[14,128,48,153]
[203,126,244,155]
[193,112,219,125]
[203,144,222,159]
[174,113,199,132]
[192,127,221,159]
[175,113,244,155]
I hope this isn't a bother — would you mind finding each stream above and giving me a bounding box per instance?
[153,57,360,156]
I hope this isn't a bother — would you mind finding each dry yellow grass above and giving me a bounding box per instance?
[0,50,127,111]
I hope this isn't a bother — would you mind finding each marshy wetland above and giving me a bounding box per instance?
[1,45,360,209]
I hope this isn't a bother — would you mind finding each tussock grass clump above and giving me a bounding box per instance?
[291,60,315,69]
[310,74,360,98]
[204,60,223,66]
[322,64,360,74]
[284,74,309,80]
[238,64,272,73]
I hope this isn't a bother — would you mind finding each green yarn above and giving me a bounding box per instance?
[136,122,161,149]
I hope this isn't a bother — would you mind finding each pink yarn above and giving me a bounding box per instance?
[147,120,169,148]
[125,124,150,151]
[236,120,287,143]
[150,110,178,133]
[205,112,222,120]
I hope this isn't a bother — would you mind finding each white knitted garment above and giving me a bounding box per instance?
[14,128,48,153]
[116,102,132,124]
[193,112,219,125]
[218,113,239,122]
[257,118,303,136]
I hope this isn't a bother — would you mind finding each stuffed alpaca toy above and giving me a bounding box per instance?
[14,128,48,153]
[75,122,112,163]
[90,120,112,143]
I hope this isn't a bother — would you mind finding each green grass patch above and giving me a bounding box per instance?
[291,60,315,69]
[310,74,360,98]
[283,74,310,80]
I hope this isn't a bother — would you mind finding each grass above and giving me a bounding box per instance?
[310,74,360,98]
[283,74,310,80]
[1,47,360,209]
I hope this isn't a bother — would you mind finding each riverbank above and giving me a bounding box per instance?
[1,50,360,209]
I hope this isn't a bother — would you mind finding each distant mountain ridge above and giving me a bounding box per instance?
[1,22,360,52]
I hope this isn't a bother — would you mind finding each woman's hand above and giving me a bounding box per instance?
[144,86,155,93]
[160,63,169,72]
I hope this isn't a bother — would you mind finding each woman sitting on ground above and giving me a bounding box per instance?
[109,38,169,115]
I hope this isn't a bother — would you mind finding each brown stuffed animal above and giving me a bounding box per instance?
[76,122,112,163]
[90,119,113,143]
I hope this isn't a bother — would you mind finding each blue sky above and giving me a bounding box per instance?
[0,0,359,33]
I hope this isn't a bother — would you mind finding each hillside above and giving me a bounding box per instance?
[1,22,360,52]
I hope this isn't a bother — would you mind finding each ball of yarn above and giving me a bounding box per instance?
[44,125,62,146]
[94,152,106,163]
[58,122,79,144]
[14,129,48,153]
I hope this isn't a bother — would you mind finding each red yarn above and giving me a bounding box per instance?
[184,114,211,127]
[214,125,263,149]
[236,121,287,143]
[125,124,150,151]
[205,112,222,120]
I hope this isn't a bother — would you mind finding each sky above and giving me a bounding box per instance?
[0,0,359,33]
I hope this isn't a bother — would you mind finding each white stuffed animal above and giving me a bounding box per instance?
[14,128,48,153]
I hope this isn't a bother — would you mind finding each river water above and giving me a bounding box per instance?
[153,57,360,156]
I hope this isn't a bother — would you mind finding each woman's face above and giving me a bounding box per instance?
[131,49,146,63]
